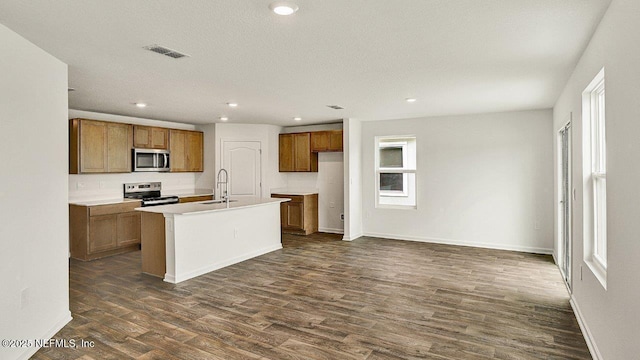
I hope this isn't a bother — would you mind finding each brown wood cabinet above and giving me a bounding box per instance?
[133,125,169,149]
[178,195,213,203]
[170,129,204,172]
[70,119,133,173]
[279,133,318,172]
[141,212,166,278]
[271,193,318,235]
[70,201,142,261]
[311,130,343,152]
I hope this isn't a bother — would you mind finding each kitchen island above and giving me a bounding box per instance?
[136,197,288,284]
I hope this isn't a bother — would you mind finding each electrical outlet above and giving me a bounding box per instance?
[329,202,335,208]
[340,213,344,221]
[234,228,239,238]
[77,182,86,189]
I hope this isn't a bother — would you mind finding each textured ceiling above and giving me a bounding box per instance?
[0,0,611,125]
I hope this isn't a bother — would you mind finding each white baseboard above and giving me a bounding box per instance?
[18,311,72,360]
[362,231,553,254]
[342,232,363,241]
[319,227,344,235]
[570,297,601,360]
[165,244,283,284]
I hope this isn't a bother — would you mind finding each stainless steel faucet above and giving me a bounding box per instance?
[217,168,230,208]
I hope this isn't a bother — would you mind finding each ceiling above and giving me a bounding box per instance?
[0,0,611,126]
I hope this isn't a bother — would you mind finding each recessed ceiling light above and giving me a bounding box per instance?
[227,102,238,107]
[135,103,147,108]
[405,98,417,103]
[220,117,229,121]
[293,117,302,121]
[269,2,299,15]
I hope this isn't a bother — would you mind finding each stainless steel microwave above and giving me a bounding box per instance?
[132,148,170,172]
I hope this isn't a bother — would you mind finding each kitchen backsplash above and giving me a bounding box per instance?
[69,172,198,202]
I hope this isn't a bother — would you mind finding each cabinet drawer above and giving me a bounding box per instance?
[89,201,141,216]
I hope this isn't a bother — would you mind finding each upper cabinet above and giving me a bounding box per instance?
[311,130,343,152]
[133,125,169,150]
[170,129,204,172]
[279,133,318,172]
[69,118,132,174]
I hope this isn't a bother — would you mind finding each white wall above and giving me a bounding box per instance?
[0,24,70,360]
[553,0,640,358]
[343,118,363,240]
[67,110,201,201]
[361,110,554,253]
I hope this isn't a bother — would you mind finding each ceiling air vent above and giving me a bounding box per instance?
[326,105,344,110]
[143,44,190,59]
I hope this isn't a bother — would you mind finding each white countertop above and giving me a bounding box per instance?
[69,189,214,206]
[270,188,319,196]
[135,197,289,215]
[69,198,141,206]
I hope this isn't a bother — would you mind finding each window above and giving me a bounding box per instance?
[375,136,416,208]
[582,68,607,288]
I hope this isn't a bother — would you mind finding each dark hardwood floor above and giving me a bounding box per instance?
[33,233,590,359]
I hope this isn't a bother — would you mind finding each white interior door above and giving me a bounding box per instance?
[222,141,262,199]
[558,122,572,291]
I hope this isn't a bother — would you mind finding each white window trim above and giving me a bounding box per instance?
[375,136,417,210]
[582,67,607,289]
[379,141,409,197]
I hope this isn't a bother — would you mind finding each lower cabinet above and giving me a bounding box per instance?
[178,195,213,203]
[271,193,318,235]
[70,201,142,261]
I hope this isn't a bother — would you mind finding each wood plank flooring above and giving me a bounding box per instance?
[32,233,590,359]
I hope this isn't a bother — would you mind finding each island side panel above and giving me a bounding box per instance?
[140,212,166,278]
[169,202,282,283]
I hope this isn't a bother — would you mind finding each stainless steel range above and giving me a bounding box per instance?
[123,182,179,207]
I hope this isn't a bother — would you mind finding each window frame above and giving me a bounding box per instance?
[378,141,409,197]
[582,67,607,289]
[375,136,417,209]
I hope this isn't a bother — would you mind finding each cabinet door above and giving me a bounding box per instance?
[185,131,203,172]
[79,120,107,173]
[284,202,304,230]
[279,202,288,228]
[293,133,311,171]
[328,130,343,151]
[107,123,132,172]
[170,130,186,171]
[311,132,329,152]
[117,212,141,247]
[279,134,294,172]
[151,128,169,149]
[133,125,152,148]
[89,214,117,254]
[178,195,213,203]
